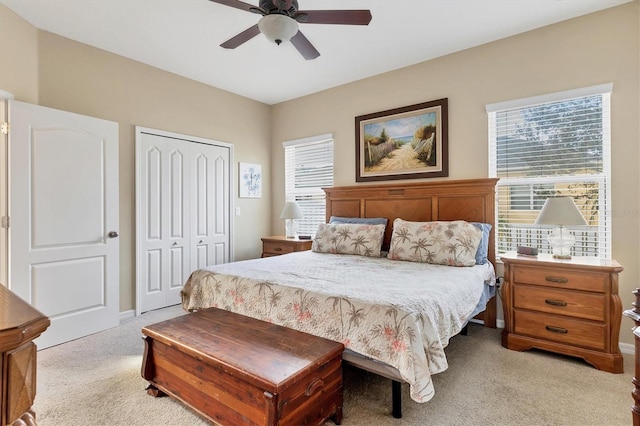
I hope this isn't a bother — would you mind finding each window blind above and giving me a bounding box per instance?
[488,84,612,259]
[283,134,334,236]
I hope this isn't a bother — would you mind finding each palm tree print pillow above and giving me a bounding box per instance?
[388,219,483,266]
[312,223,386,257]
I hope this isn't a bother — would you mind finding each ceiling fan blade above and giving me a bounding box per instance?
[295,10,372,25]
[290,31,320,60]
[220,25,261,49]
[208,0,264,14]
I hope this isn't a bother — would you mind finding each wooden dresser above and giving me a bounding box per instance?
[0,285,50,426]
[501,252,623,373]
[261,236,312,258]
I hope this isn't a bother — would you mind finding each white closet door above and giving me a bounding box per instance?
[137,132,189,313]
[191,143,230,270]
[136,128,232,314]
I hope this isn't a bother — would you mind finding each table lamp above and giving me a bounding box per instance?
[279,201,303,239]
[534,196,587,259]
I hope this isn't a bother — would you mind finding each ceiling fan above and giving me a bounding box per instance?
[209,0,372,60]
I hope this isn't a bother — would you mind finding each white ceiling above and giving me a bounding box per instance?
[1,0,632,105]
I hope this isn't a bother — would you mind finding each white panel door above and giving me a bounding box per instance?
[8,100,119,349]
[191,143,230,270]
[137,132,189,313]
[136,128,231,314]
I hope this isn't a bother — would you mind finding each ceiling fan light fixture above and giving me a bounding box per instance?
[258,14,299,45]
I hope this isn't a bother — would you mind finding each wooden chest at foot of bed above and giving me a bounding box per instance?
[141,308,344,426]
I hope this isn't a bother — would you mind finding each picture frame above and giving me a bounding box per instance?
[239,162,261,198]
[355,98,448,182]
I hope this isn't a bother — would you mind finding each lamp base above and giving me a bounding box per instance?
[285,218,297,239]
[547,226,575,259]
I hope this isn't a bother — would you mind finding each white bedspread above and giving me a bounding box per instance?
[181,251,495,403]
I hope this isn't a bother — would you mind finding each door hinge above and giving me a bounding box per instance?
[0,122,7,135]
[1,216,8,229]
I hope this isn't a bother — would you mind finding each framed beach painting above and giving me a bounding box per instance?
[355,98,448,182]
[239,162,261,198]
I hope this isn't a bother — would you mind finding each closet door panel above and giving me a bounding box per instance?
[137,132,189,313]
[190,145,230,270]
[170,150,186,239]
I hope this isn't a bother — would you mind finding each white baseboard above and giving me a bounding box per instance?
[620,342,634,355]
[119,310,135,322]
[469,318,506,328]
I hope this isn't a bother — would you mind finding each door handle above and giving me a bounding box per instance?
[108,231,119,238]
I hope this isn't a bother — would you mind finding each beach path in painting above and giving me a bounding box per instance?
[366,143,425,172]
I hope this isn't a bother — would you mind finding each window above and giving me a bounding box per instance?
[487,84,612,258]
[509,184,554,211]
[283,134,334,236]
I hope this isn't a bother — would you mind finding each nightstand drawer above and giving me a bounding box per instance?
[263,242,295,255]
[513,266,607,293]
[514,310,605,351]
[513,285,606,321]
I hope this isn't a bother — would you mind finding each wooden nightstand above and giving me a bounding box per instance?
[261,236,312,258]
[501,252,624,373]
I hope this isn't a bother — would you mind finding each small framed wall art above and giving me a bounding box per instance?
[239,162,261,198]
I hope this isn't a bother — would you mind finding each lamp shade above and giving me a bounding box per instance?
[279,201,303,220]
[534,197,587,226]
[258,14,299,45]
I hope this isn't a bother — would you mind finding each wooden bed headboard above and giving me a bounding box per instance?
[323,178,499,327]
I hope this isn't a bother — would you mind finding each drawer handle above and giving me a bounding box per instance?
[274,247,282,252]
[545,275,568,284]
[545,299,567,307]
[305,378,325,397]
[545,325,568,334]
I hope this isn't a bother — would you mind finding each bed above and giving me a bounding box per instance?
[180,178,499,417]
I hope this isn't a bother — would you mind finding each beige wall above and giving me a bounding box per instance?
[271,2,640,345]
[0,4,273,312]
[0,4,38,103]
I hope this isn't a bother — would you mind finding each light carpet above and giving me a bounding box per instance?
[34,305,633,425]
